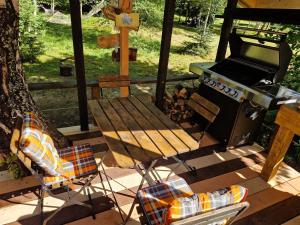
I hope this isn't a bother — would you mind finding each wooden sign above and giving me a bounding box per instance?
[97,34,120,48]
[0,0,6,8]
[110,0,132,13]
[115,13,140,30]
[102,6,117,20]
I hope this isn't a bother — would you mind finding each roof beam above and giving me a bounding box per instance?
[231,8,300,25]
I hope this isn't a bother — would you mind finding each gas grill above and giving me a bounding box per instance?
[189,28,300,147]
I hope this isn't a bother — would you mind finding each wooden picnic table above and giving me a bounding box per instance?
[88,95,199,169]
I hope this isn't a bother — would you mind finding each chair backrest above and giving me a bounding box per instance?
[10,116,36,175]
[188,93,220,124]
[171,201,249,225]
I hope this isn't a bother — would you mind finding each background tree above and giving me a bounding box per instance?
[0,0,68,154]
[19,0,45,62]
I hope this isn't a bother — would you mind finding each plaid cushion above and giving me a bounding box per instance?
[20,113,62,176]
[138,178,193,225]
[165,185,248,225]
[43,144,98,186]
[165,194,199,223]
[22,112,44,131]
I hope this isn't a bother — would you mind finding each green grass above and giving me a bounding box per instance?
[24,16,219,83]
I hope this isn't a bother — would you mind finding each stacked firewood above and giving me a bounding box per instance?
[164,84,195,122]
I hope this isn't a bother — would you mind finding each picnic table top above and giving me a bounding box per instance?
[89,95,199,168]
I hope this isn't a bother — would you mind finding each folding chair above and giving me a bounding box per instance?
[168,93,220,176]
[137,178,249,225]
[10,113,99,225]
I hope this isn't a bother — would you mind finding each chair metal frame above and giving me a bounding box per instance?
[137,190,249,225]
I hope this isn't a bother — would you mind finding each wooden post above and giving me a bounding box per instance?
[215,0,238,62]
[119,27,129,97]
[69,0,89,131]
[155,0,176,110]
[261,104,300,182]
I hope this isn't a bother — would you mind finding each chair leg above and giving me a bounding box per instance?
[87,185,96,220]
[39,188,44,225]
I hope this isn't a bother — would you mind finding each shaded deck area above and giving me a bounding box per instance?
[0,123,300,225]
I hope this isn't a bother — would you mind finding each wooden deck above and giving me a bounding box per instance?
[0,123,300,225]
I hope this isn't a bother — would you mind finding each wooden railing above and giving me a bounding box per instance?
[28,74,199,91]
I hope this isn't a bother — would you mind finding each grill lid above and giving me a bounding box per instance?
[211,28,292,85]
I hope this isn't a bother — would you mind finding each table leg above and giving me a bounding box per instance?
[123,160,158,225]
[98,151,125,222]
[261,126,294,182]
[172,156,197,176]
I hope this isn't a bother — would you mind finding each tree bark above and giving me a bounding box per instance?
[32,0,37,16]
[51,0,55,14]
[203,0,213,35]
[85,0,105,18]
[0,0,69,152]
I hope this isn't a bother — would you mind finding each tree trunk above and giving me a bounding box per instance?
[51,0,55,14]
[32,0,37,16]
[203,0,213,35]
[0,0,69,152]
[85,0,105,18]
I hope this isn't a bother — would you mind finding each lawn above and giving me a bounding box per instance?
[24,16,220,83]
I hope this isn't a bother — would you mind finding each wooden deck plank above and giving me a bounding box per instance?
[282,215,300,225]
[109,98,162,159]
[240,182,299,220]
[136,95,199,150]
[119,98,177,157]
[99,99,150,164]
[0,175,39,196]
[88,100,135,168]
[128,96,190,153]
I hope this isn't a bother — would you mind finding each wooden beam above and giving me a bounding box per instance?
[261,104,300,182]
[239,0,300,9]
[231,8,300,25]
[215,0,238,62]
[119,0,131,97]
[28,74,199,91]
[69,0,89,131]
[155,0,176,110]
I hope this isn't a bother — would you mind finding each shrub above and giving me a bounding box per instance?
[133,0,164,28]
[19,0,45,62]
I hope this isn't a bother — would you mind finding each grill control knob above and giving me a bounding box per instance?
[218,83,225,90]
[224,87,231,93]
[204,77,210,84]
[229,89,237,96]
[209,80,216,86]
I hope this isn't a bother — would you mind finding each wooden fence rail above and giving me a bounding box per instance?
[28,74,199,91]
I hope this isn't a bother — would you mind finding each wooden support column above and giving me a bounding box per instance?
[155,0,176,110]
[119,0,132,97]
[261,104,300,182]
[215,0,238,62]
[119,27,130,97]
[69,0,89,131]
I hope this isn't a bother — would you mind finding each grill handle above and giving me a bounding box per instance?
[233,27,287,43]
